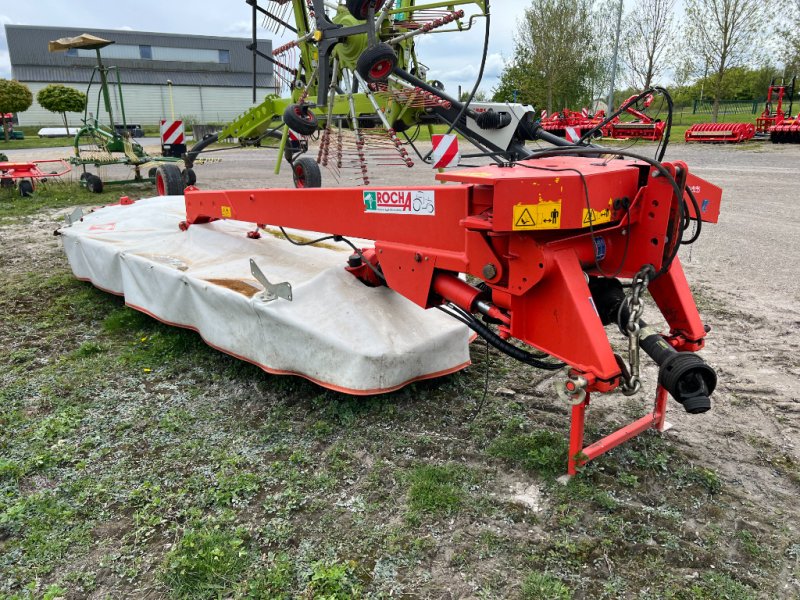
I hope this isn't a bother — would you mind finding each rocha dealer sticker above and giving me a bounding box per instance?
[364,190,436,215]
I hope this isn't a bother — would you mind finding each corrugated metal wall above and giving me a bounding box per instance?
[18,82,275,126]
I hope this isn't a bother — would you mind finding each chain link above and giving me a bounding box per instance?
[619,266,654,395]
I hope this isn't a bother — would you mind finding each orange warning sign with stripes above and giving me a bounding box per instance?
[160,120,184,145]
[431,134,460,169]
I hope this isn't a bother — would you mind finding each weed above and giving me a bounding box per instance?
[520,571,571,599]
[307,559,363,598]
[236,552,296,599]
[161,526,252,599]
[735,529,766,560]
[684,571,756,599]
[677,466,722,494]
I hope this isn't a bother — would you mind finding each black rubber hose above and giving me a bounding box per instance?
[185,132,219,167]
[439,306,563,370]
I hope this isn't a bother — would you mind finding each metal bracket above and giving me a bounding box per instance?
[249,258,292,302]
[64,207,83,227]
[555,369,588,405]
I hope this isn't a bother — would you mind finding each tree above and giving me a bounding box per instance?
[0,79,33,141]
[684,0,769,122]
[779,0,800,78]
[37,85,87,135]
[459,89,489,102]
[509,0,598,113]
[622,0,676,90]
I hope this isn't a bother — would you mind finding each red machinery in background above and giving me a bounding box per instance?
[539,108,604,142]
[756,77,795,134]
[180,150,722,476]
[686,77,798,143]
[684,122,756,143]
[763,77,800,143]
[0,158,71,197]
[601,94,666,141]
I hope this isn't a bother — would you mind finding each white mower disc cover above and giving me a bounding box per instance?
[59,196,471,394]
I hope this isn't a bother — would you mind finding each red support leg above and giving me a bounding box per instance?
[653,385,669,431]
[566,386,672,476]
[567,395,588,476]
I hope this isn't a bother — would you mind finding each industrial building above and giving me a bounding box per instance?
[5,25,275,127]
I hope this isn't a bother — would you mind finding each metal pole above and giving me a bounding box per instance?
[95,48,115,129]
[252,0,257,103]
[167,80,175,121]
[606,0,624,112]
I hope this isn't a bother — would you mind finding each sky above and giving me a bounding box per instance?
[0,0,640,96]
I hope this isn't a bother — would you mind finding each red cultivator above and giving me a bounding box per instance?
[684,122,756,143]
[769,114,800,143]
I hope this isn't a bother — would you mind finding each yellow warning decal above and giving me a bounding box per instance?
[581,206,613,227]
[221,205,232,218]
[462,171,493,178]
[512,201,562,230]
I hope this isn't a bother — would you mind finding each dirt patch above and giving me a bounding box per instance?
[204,278,260,297]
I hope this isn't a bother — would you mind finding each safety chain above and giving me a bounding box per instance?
[619,266,654,396]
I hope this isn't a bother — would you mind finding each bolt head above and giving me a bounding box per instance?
[482,263,497,279]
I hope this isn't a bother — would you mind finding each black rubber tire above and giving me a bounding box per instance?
[148,167,157,179]
[0,177,13,189]
[86,174,104,194]
[283,104,318,136]
[155,163,184,195]
[292,157,322,188]
[346,0,386,19]
[356,43,397,83]
[0,153,8,162]
[182,168,197,186]
[79,171,92,182]
[429,80,445,91]
[18,180,34,197]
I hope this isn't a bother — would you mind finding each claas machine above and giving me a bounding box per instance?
[173,0,558,192]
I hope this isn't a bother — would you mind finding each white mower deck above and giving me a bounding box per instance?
[59,196,471,393]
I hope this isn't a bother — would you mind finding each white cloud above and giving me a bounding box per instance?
[226,21,251,35]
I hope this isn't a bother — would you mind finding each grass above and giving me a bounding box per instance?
[406,464,473,520]
[520,572,571,600]
[488,428,569,477]
[0,181,151,223]
[0,134,79,150]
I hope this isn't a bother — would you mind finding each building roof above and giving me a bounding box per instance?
[6,24,274,88]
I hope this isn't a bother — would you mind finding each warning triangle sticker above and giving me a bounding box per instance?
[515,208,536,227]
[583,210,594,224]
